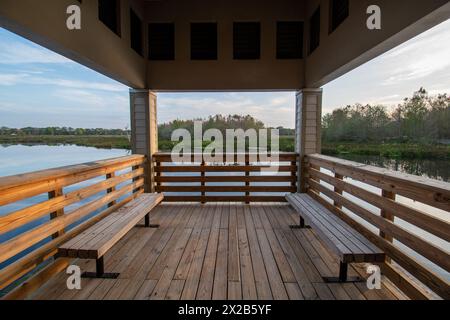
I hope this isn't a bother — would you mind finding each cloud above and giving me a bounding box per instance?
[52,89,128,110]
[0,38,72,65]
[0,72,125,92]
[158,92,296,128]
[380,20,450,85]
[0,73,28,85]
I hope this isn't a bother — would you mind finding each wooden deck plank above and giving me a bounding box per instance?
[285,283,304,300]
[121,206,184,281]
[104,279,130,300]
[149,228,193,299]
[227,203,240,282]
[166,280,185,300]
[87,279,116,300]
[228,281,242,300]
[146,205,195,280]
[268,205,323,283]
[212,228,228,300]
[272,228,318,300]
[237,228,258,300]
[134,280,157,300]
[255,228,289,300]
[181,228,210,299]
[28,203,401,301]
[259,206,297,284]
[245,205,273,300]
[174,228,202,280]
[197,225,220,300]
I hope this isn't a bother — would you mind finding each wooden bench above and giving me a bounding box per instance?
[58,193,164,278]
[286,193,385,282]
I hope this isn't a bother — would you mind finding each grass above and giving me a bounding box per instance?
[322,142,450,160]
[1,135,449,160]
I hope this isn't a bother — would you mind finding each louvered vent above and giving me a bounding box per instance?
[233,22,261,60]
[130,9,143,56]
[277,22,304,59]
[149,23,175,60]
[330,0,349,32]
[98,0,120,36]
[191,23,218,60]
[309,7,320,54]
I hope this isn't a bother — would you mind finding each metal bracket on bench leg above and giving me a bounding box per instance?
[81,257,120,279]
[145,214,159,228]
[290,217,311,229]
[323,262,364,283]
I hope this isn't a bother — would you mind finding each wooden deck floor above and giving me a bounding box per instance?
[31,203,408,300]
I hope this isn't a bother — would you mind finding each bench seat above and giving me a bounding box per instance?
[58,193,163,278]
[286,193,385,282]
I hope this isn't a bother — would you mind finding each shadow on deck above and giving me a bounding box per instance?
[31,203,406,300]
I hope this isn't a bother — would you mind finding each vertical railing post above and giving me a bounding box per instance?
[201,160,206,204]
[334,173,344,209]
[155,159,161,194]
[245,158,250,204]
[48,188,65,239]
[299,156,309,193]
[291,157,297,192]
[380,189,395,263]
[132,165,140,194]
[106,172,116,207]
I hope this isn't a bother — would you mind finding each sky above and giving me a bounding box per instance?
[0,19,449,129]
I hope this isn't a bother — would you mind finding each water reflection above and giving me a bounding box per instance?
[338,154,450,183]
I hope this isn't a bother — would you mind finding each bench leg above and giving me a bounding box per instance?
[339,261,348,282]
[145,213,159,228]
[290,216,311,229]
[323,262,364,283]
[81,257,120,279]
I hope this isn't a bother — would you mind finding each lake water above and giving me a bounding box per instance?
[0,145,448,286]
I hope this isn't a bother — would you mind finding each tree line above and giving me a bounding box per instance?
[2,89,448,145]
[322,88,450,143]
[0,127,130,136]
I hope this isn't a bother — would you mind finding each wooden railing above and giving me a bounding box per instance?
[304,154,450,299]
[0,155,146,296]
[153,153,298,203]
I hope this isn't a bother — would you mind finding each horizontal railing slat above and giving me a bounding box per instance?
[0,156,145,207]
[0,189,143,290]
[155,165,296,173]
[155,175,296,183]
[307,189,450,300]
[305,153,450,299]
[0,178,144,265]
[0,155,145,191]
[308,178,450,272]
[156,185,296,193]
[0,168,144,235]
[153,153,298,203]
[163,196,287,202]
[307,154,450,212]
[153,152,298,162]
[308,168,450,242]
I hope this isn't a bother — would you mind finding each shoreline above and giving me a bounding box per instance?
[1,135,449,160]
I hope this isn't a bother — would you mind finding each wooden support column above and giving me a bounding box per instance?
[130,89,158,193]
[295,88,323,193]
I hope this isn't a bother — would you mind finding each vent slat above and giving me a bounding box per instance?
[191,23,218,60]
[149,23,175,60]
[277,22,304,59]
